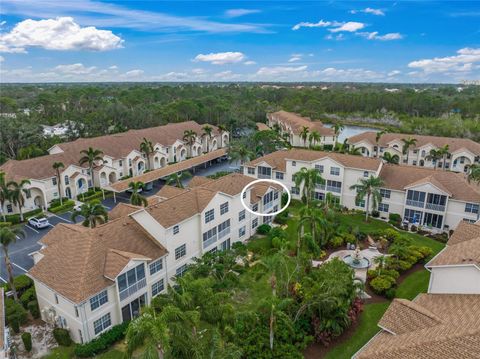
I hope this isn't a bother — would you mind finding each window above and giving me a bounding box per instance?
[119,160,123,167]
[129,159,132,166]
[247,167,255,175]
[239,226,246,238]
[94,313,111,335]
[75,307,79,317]
[221,238,231,251]
[239,210,246,222]
[356,198,365,208]
[173,225,179,235]
[273,191,279,200]
[258,166,272,179]
[175,244,186,260]
[90,290,108,311]
[412,160,417,166]
[252,218,258,228]
[291,187,300,195]
[326,180,342,193]
[176,264,188,278]
[292,161,296,166]
[149,259,163,275]
[218,219,231,239]
[314,192,324,201]
[363,171,369,178]
[64,175,70,185]
[378,203,389,212]
[465,203,479,214]
[203,227,217,248]
[330,167,340,176]
[54,294,59,304]
[380,189,391,199]
[263,191,274,207]
[275,172,284,180]
[315,164,324,173]
[404,208,422,224]
[252,203,258,212]
[205,209,215,223]
[243,191,247,199]
[423,213,443,229]
[406,190,426,207]
[52,177,57,186]
[220,202,229,215]
[152,279,165,297]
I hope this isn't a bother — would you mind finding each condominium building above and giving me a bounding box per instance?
[28,173,281,343]
[347,132,480,173]
[244,149,480,232]
[0,121,229,215]
[266,111,336,147]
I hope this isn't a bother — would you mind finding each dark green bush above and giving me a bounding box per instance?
[370,275,395,295]
[14,275,33,294]
[328,236,344,248]
[388,213,402,226]
[20,287,36,308]
[273,215,288,225]
[371,210,380,218]
[21,332,32,352]
[0,222,12,228]
[385,288,397,300]
[343,233,356,244]
[48,200,75,213]
[1,208,43,224]
[27,301,40,319]
[74,322,129,357]
[48,198,70,208]
[323,144,334,151]
[256,224,271,235]
[53,328,72,346]
[5,298,28,333]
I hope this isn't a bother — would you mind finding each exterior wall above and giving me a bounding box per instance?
[428,266,480,294]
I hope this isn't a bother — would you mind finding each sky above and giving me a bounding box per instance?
[0,0,479,83]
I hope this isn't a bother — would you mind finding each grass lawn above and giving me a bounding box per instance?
[395,269,430,300]
[42,345,125,359]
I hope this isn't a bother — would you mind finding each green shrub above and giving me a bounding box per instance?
[21,332,32,352]
[256,224,271,235]
[381,229,401,242]
[1,208,43,224]
[48,200,75,213]
[417,246,433,259]
[371,210,380,218]
[20,287,36,308]
[328,236,344,248]
[389,213,402,225]
[0,222,12,228]
[370,275,395,294]
[74,322,129,357]
[386,258,413,272]
[273,215,288,225]
[385,288,397,300]
[48,198,70,209]
[343,233,356,245]
[14,275,33,294]
[5,298,28,333]
[53,328,72,346]
[323,144,334,151]
[27,301,40,319]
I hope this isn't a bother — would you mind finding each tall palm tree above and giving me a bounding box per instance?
[0,226,26,301]
[375,130,386,157]
[437,144,450,171]
[348,145,362,156]
[467,164,480,184]
[140,138,154,170]
[79,147,104,188]
[426,149,442,170]
[202,125,213,153]
[333,123,344,148]
[308,130,321,148]
[166,171,192,189]
[299,126,309,147]
[0,172,9,222]
[298,204,329,254]
[401,137,417,164]
[52,162,65,206]
[350,176,384,222]
[217,124,228,147]
[129,181,148,207]
[293,167,325,206]
[183,130,197,157]
[227,144,255,166]
[382,152,400,164]
[7,179,31,222]
[71,200,108,228]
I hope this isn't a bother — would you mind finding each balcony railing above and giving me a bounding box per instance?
[258,174,272,179]
[406,199,424,208]
[315,183,326,190]
[119,277,147,301]
[218,227,230,240]
[326,186,341,193]
[203,235,217,249]
[425,203,446,212]
[264,201,273,210]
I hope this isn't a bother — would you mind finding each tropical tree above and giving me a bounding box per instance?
[308,130,321,148]
[227,143,255,166]
[299,126,310,147]
[298,204,330,254]
[350,176,384,222]
[0,172,9,222]
[401,137,417,164]
[0,226,26,301]
[140,138,154,170]
[333,122,344,148]
[426,149,442,170]
[52,162,65,205]
[202,125,213,153]
[129,181,148,207]
[382,152,400,164]
[467,164,480,184]
[166,171,192,189]
[79,147,104,188]
[7,179,31,222]
[183,130,198,157]
[375,130,386,157]
[217,124,228,147]
[293,167,325,206]
[71,200,108,228]
[437,144,450,171]
[348,145,362,156]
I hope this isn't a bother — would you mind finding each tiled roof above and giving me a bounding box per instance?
[155,185,189,199]
[104,249,151,280]
[347,131,480,154]
[188,176,214,187]
[246,149,382,172]
[109,203,142,220]
[426,236,480,267]
[448,220,480,245]
[268,111,335,136]
[256,122,271,131]
[356,294,480,359]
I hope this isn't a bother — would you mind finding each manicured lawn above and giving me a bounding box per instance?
[42,345,125,359]
[396,269,430,300]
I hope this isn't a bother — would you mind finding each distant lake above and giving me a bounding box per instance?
[324,124,379,142]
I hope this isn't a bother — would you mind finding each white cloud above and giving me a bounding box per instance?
[123,69,144,78]
[329,22,365,33]
[325,34,345,41]
[54,63,97,74]
[0,17,123,53]
[357,32,403,41]
[288,54,302,62]
[408,48,480,74]
[311,67,385,81]
[108,65,118,70]
[213,70,240,80]
[351,8,385,16]
[0,55,4,62]
[153,71,189,81]
[293,20,365,33]
[244,60,256,65]
[388,70,401,77]
[292,20,333,31]
[256,65,308,77]
[191,68,208,75]
[225,9,260,18]
[194,51,246,65]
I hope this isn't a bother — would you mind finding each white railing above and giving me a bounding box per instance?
[119,277,146,301]
[203,235,217,249]
[218,227,230,240]
[425,203,446,212]
[326,186,341,193]
[406,199,424,208]
[264,201,273,210]
[258,174,271,179]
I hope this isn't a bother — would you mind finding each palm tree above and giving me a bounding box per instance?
[293,167,325,206]
[299,126,309,147]
[426,149,442,170]
[183,130,197,157]
[140,138,154,170]
[7,179,31,222]
[375,130,386,157]
[0,172,9,222]
[202,125,213,153]
[298,204,329,255]
[437,144,450,171]
[0,226,26,301]
[166,171,192,189]
[401,137,417,164]
[308,130,321,148]
[333,123,344,148]
[382,152,399,164]
[348,145,362,156]
[467,164,480,184]
[52,162,65,206]
[79,147,104,188]
[227,143,255,166]
[71,200,108,228]
[350,176,384,222]
[217,125,228,147]
[129,181,148,207]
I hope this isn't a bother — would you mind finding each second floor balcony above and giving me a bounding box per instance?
[119,277,147,302]
[326,185,341,193]
[218,226,230,240]
[406,199,425,208]
[425,203,446,212]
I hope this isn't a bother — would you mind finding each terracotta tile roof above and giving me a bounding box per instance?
[246,149,382,172]
[356,294,480,359]
[448,220,480,245]
[104,249,151,280]
[188,176,214,187]
[347,131,480,154]
[155,185,189,199]
[426,236,480,267]
[109,203,142,220]
[268,111,335,136]
[29,216,167,303]
[256,122,271,131]
[379,164,480,202]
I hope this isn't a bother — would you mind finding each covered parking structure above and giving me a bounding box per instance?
[104,148,228,199]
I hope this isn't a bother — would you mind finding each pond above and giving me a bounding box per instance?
[324,124,379,142]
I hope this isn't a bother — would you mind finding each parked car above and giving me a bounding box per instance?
[27,217,50,229]
[73,203,84,212]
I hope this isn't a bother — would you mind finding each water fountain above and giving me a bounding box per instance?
[343,247,370,269]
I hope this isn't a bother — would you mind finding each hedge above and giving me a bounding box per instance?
[48,197,70,209]
[28,300,40,319]
[74,322,129,357]
[0,222,12,228]
[48,200,75,213]
[0,208,43,224]
[14,275,33,294]
[20,287,36,309]
[53,328,72,346]
[5,298,28,334]
[22,332,32,352]
[256,224,271,235]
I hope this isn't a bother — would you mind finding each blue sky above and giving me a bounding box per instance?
[0,1,479,83]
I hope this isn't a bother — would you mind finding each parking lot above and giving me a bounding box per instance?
[0,158,239,281]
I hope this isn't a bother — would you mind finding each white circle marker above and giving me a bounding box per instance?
[240,179,291,217]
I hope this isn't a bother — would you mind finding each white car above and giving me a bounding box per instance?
[27,217,50,229]
[73,203,84,212]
